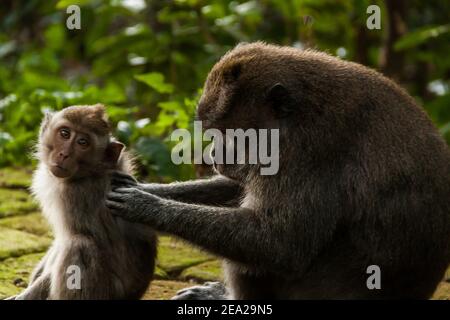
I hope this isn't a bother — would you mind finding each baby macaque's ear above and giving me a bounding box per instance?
[39,111,54,137]
[104,141,125,166]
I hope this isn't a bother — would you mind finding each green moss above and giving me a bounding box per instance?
[0,212,52,237]
[143,280,192,300]
[0,253,44,299]
[154,266,168,280]
[156,236,214,274]
[0,227,51,260]
[180,260,222,283]
[0,188,38,218]
[0,167,32,189]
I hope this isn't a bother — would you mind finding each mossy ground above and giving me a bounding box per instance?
[0,167,448,300]
[157,236,214,275]
[0,189,38,218]
[180,260,223,282]
[0,167,32,189]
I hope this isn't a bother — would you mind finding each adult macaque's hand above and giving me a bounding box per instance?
[110,171,139,189]
[106,187,162,225]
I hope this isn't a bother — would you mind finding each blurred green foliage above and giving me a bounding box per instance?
[0,0,449,180]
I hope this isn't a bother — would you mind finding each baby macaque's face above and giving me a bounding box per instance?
[39,105,123,179]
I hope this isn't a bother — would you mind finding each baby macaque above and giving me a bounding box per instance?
[9,104,156,300]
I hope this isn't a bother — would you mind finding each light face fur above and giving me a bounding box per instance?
[11,105,156,300]
[107,42,450,299]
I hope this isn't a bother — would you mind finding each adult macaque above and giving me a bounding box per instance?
[107,42,450,299]
[9,104,156,300]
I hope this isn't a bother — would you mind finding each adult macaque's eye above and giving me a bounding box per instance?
[60,128,70,139]
[77,138,89,147]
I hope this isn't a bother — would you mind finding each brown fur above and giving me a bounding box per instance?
[11,105,156,300]
[63,104,110,136]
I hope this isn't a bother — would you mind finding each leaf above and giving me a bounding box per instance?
[44,24,65,50]
[115,121,133,145]
[395,24,450,51]
[440,122,450,135]
[134,73,174,94]
[134,137,178,177]
[158,101,181,111]
[0,41,16,59]
[56,0,91,9]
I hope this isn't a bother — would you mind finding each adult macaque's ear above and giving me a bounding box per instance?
[104,141,125,165]
[267,83,296,118]
[224,63,242,83]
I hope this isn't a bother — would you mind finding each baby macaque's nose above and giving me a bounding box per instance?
[59,152,69,160]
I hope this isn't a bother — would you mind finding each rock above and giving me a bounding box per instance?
[179,260,222,283]
[154,266,169,280]
[13,278,27,288]
[0,227,51,260]
[0,188,38,218]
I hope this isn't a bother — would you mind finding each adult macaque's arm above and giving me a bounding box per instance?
[111,172,243,206]
[106,188,316,274]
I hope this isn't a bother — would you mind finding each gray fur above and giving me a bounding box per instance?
[107,43,450,299]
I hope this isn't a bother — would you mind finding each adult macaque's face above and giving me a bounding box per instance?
[197,60,279,181]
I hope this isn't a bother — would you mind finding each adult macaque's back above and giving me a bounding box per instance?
[11,104,156,300]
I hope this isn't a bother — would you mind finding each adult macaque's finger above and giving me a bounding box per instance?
[105,200,125,211]
[113,187,135,194]
[111,171,137,184]
[111,178,136,188]
[106,192,126,202]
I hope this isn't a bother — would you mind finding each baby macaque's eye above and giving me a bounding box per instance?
[77,138,89,147]
[60,128,70,139]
